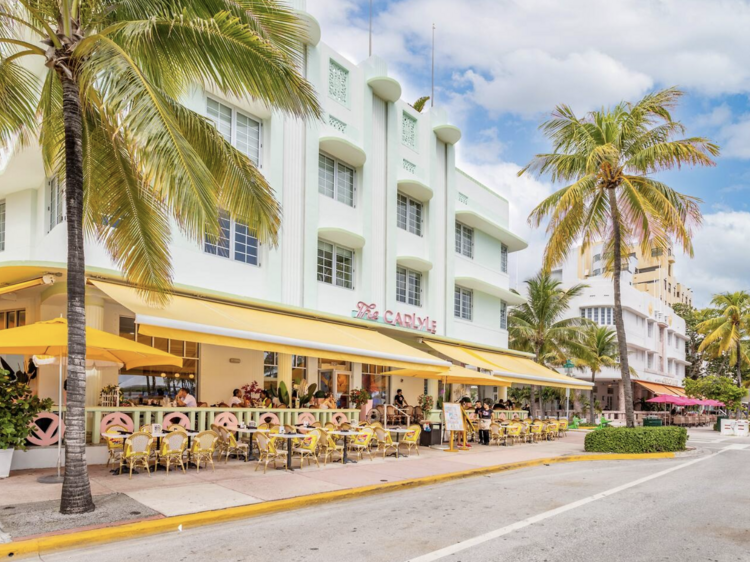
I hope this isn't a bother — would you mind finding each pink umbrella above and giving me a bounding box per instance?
[681,398,703,406]
[646,395,685,404]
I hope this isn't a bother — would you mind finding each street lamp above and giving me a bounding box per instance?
[564,360,574,419]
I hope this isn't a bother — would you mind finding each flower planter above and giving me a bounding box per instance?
[0,448,13,478]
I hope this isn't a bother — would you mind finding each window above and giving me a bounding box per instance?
[207,98,260,166]
[651,248,664,257]
[362,364,389,406]
[319,153,355,207]
[455,222,474,258]
[396,266,422,306]
[606,307,612,325]
[317,240,354,289]
[0,200,5,251]
[402,112,417,149]
[593,253,601,262]
[397,193,423,236]
[48,177,65,231]
[204,210,259,265]
[648,322,654,338]
[500,301,508,330]
[647,353,654,369]
[593,307,599,324]
[454,286,473,321]
[263,351,278,390]
[668,333,673,346]
[328,60,349,104]
[500,244,508,273]
[0,309,25,329]
[592,269,601,276]
[118,317,199,401]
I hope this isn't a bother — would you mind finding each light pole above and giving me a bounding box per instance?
[564,360,574,420]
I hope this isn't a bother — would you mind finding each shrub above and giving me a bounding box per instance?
[584,426,688,453]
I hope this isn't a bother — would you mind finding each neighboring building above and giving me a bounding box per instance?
[553,242,691,412]
[0,1,543,410]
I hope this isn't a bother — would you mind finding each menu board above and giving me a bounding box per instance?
[443,403,465,432]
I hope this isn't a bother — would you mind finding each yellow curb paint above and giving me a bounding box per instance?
[0,452,675,559]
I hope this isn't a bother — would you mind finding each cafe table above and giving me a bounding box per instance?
[271,432,305,471]
[235,427,270,462]
[328,430,361,464]
[385,428,412,458]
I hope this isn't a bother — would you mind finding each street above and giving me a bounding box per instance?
[29,432,750,562]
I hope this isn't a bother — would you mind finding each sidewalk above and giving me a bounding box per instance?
[2,433,591,543]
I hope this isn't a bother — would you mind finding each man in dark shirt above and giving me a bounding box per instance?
[394,389,407,408]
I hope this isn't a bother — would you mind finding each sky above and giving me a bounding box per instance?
[307,0,750,308]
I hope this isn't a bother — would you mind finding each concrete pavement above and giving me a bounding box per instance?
[12,428,749,562]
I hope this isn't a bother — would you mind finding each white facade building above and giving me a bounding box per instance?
[0,2,530,408]
[553,244,690,412]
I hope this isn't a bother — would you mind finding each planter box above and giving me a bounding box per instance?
[0,448,13,478]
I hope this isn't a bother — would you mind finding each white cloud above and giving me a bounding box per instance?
[675,211,750,307]
[718,116,750,159]
[694,104,733,128]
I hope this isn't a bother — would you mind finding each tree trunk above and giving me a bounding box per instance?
[607,188,635,428]
[59,74,95,515]
[589,371,597,424]
[736,339,743,421]
[529,385,536,419]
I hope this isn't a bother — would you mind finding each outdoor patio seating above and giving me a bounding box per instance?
[104,424,127,468]
[373,427,397,458]
[119,431,154,479]
[158,431,188,474]
[318,429,343,465]
[292,429,321,468]
[397,425,421,456]
[489,423,505,446]
[190,430,219,473]
[218,426,249,463]
[255,433,286,473]
[349,427,375,461]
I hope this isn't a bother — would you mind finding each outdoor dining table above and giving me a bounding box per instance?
[271,433,305,471]
[329,430,360,464]
[386,428,412,458]
[101,431,199,475]
[235,427,270,462]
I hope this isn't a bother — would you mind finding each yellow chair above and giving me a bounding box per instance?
[218,426,249,463]
[292,429,321,468]
[317,429,343,465]
[104,424,127,468]
[506,423,522,445]
[558,419,568,437]
[167,424,187,433]
[529,422,543,443]
[158,431,188,474]
[349,427,375,461]
[489,423,506,446]
[190,430,219,473]
[544,422,559,441]
[255,433,286,473]
[373,427,397,458]
[119,432,154,479]
[398,425,421,456]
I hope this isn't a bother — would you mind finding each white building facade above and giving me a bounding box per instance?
[553,244,690,413]
[0,2,528,408]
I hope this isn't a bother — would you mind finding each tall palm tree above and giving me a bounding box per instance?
[520,88,718,428]
[574,325,620,423]
[698,292,750,418]
[0,0,320,514]
[508,271,588,417]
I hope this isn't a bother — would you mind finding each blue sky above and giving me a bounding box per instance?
[308,0,750,307]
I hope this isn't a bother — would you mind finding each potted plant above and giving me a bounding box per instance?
[0,370,53,478]
[417,394,434,419]
[350,388,371,409]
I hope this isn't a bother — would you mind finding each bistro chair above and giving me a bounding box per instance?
[119,432,154,479]
[167,424,187,433]
[317,429,343,465]
[218,426,249,463]
[489,423,505,447]
[557,419,568,438]
[544,422,558,441]
[505,424,522,446]
[373,427,397,458]
[529,422,543,443]
[158,431,188,474]
[398,425,421,456]
[255,433,286,473]
[104,424,128,468]
[292,429,321,468]
[349,427,375,461]
[190,430,219,473]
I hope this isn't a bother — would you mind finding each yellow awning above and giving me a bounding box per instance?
[383,364,512,387]
[636,381,686,397]
[424,341,593,390]
[92,281,449,372]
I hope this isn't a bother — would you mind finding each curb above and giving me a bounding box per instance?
[0,451,674,559]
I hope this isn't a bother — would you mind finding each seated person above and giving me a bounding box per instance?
[493,399,506,411]
[321,392,337,409]
[505,399,514,410]
[394,389,408,408]
[229,388,244,407]
[260,390,272,408]
[176,388,197,407]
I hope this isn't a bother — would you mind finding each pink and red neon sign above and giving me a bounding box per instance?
[354,301,437,334]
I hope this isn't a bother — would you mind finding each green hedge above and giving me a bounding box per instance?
[584,426,688,453]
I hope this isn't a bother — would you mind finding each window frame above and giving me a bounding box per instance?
[317,240,355,289]
[500,243,508,273]
[397,192,423,236]
[48,176,65,232]
[396,266,423,307]
[500,300,508,330]
[206,96,262,167]
[203,209,260,266]
[318,152,356,207]
[454,286,473,321]
[455,221,474,258]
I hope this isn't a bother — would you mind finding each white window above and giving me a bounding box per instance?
[397,193,423,236]
[0,200,5,252]
[648,322,654,338]
[48,177,65,231]
[500,301,508,330]
[592,268,601,276]
[454,286,473,321]
[500,243,508,273]
[396,266,422,306]
[207,98,261,166]
[455,222,474,258]
[318,240,354,289]
[606,307,612,325]
[593,308,599,324]
[329,60,349,104]
[647,353,654,369]
[402,112,417,149]
[204,210,259,266]
[593,253,601,262]
[668,333,673,346]
[318,153,355,207]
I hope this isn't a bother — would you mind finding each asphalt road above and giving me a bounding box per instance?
[32,432,750,562]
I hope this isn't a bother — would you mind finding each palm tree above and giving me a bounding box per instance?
[508,271,588,417]
[698,292,750,418]
[520,88,718,428]
[574,325,620,423]
[0,0,320,514]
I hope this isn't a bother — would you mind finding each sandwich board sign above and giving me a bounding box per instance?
[443,403,468,452]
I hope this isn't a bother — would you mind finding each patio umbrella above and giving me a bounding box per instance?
[0,318,182,482]
[646,395,682,404]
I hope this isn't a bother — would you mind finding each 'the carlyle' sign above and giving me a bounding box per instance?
[353,301,437,334]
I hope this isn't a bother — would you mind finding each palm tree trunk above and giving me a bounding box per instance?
[589,371,597,424]
[59,73,95,515]
[529,386,536,418]
[736,339,743,421]
[607,188,635,428]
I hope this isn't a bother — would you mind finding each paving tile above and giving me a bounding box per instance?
[219,472,343,501]
[125,483,260,517]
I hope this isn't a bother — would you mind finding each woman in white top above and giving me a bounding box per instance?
[229,388,244,407]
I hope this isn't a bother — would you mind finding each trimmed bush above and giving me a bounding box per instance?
[584,426,688,453]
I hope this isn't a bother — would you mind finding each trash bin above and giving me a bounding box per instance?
[643,417,663,427]
[420,422,442,447]
[715,416,727,432]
